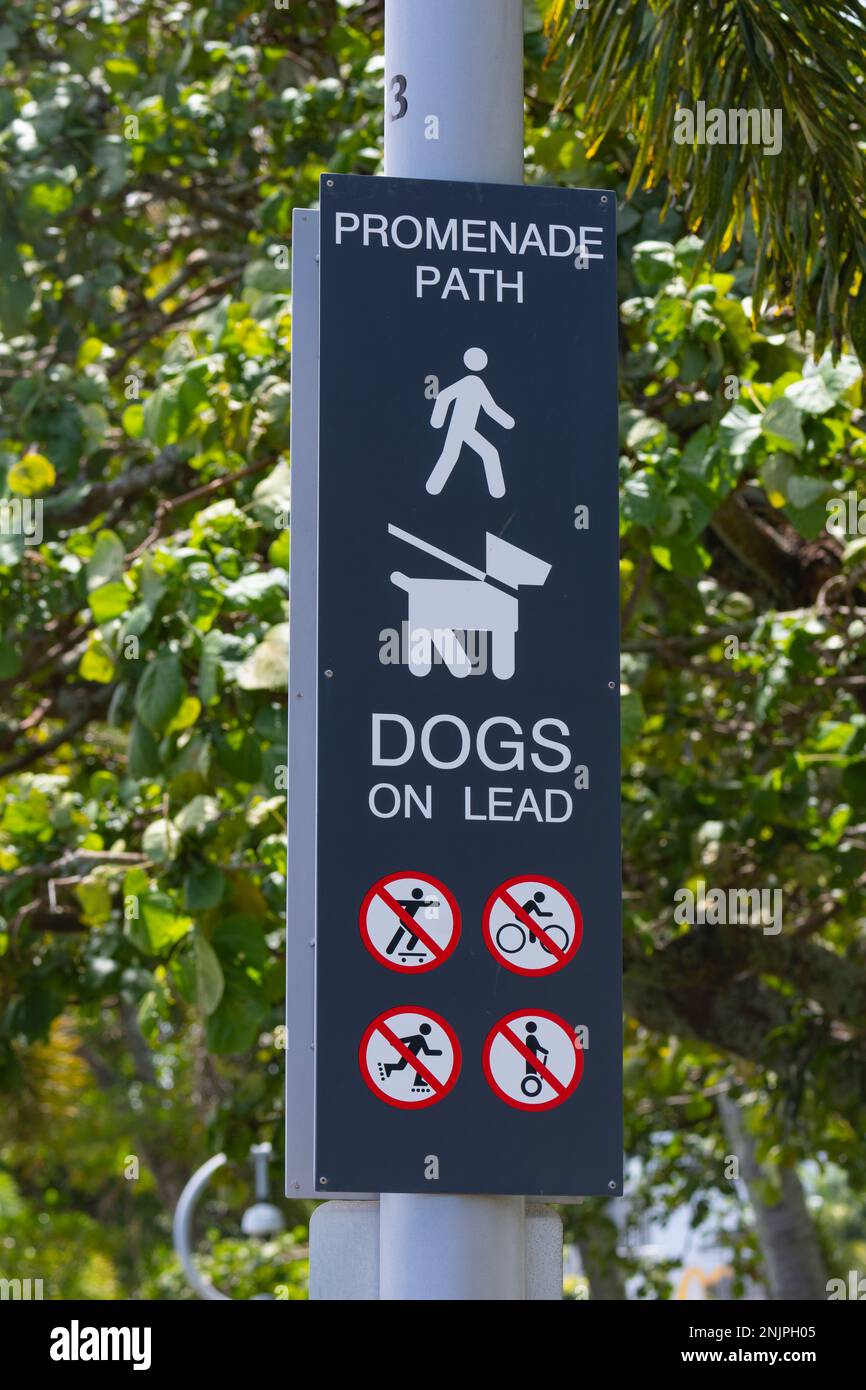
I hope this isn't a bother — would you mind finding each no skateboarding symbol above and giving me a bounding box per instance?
[482,875,582,976]
[360,872,461,972]
[483,1009,584,1111]
[360,1007,461,1109]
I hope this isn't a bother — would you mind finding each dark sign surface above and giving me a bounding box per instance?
[314,173,621,1195]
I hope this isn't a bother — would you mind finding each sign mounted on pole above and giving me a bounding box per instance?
[290,172,621,1198]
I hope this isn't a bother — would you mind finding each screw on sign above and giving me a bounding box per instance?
[359,872,461,972]
[360,1007,461,1110]
[482,1009,584,1111]
[482,875,582,976]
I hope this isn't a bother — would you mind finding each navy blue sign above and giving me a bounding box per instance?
[313,173,620,1195]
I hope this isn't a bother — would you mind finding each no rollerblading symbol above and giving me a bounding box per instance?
[360,872,461,972]
[360,1007,461,1109]
[482,875,582,976]
[482,1009,583,1111]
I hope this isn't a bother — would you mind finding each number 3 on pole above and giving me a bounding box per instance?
[389,73,408,122]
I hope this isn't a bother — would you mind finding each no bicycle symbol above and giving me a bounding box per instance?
[360,872,461,972]
[482,1009,584,1111]
[482,875,582,976]
[360,1007,461,1109]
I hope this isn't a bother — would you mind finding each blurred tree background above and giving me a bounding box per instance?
[0,0,865,1298]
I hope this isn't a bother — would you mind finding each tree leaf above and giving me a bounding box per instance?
[134,655,185,732]
[206,969,267,1053]
[194,932,224,1015]
[175,794,221,834]
[761,397,805,455]
[784,376,836,416]
[128,719,162,779]
[184,863,225,911]
[236,623,288,690]
[142,818,181,863]
[138,891,192,954]
[86,530,125,590]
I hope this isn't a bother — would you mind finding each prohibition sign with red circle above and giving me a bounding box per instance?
[482,874,583,977]
[359,1006,462,1110]
[360,871,461,973]
[482,1008,584,1112]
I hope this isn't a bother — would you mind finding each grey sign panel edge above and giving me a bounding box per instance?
[285,209,318,1198]
[285,209,376,1201]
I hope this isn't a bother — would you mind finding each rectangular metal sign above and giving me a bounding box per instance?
[308,172,620,1196]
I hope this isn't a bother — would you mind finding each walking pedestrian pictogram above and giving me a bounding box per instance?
[359,872,461,972]
[426,347,515,498]
[482,875,582,976]
[482,1009,583,1111]
[360,1007,461,1109]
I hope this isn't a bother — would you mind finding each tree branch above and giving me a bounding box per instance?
[125,458,273,561]
[0,686,115,778]
[43,448,188,530]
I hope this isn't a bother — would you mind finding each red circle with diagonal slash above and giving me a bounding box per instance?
[359,1006,462,1110]
[360,871,461,974]
[482,875,582,977]
[482,1008,584,1112]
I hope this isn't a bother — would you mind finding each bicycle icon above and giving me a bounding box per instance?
[494,919,570,956]
[483,877,583,977]
[494,889,570,957]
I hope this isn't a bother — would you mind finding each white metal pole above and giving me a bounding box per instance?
[379,1193,526,1301]
[379,0,531,1302]
[384,0,524,185]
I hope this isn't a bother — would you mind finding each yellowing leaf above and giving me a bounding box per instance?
[79,638,116,683]
[122,404,145,438]
[233,317,270,357]
[8,452,56,496]
[78,337,107,366]
[75,876,112,925]
[166,695,202,734]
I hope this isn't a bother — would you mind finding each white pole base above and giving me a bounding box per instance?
[309,1199,562,1300]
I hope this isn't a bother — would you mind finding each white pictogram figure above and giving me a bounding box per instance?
[426,347,515,498]
[388,524,551,680]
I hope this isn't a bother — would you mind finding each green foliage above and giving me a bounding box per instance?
[0,0,863,1300]
[143,1229,309,1302]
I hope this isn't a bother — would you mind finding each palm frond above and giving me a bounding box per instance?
[543,0,866,356]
